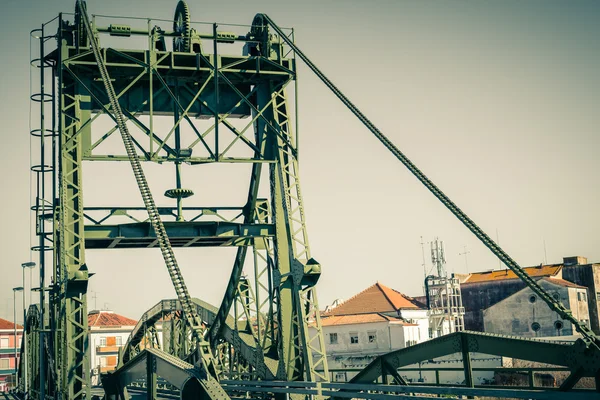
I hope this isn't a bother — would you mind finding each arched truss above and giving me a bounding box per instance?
[120,298,277,380]
[347,331,600,391]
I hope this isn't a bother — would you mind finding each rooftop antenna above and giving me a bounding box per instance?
[91,291,98,310]
[543,239,548,265]
[420,236,427,293]
[459,245,470,274]
[430,237,446,277]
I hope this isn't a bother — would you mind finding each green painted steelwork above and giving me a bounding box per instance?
[26,2,600,399]
[83,221,274,249]
[28,1,329,398]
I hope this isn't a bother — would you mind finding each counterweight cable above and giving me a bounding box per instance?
[260,13,599,346]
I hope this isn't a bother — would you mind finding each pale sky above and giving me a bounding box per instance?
[0,0,599,322]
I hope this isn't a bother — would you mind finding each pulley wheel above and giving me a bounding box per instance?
[173,0,191,52]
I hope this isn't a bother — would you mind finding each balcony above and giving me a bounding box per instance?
[0,347,19,355]
[0,369,15,376]
[96,345,122,354]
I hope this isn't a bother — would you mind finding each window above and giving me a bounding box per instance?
[531,322,541,332]
[554,321,563,331]
[329,333,338,344]
[116,336,122,346]
[0,338,9,348]
[100,357,107,367]
[597,292,600,301]
[578,292,587,302]
[406,340,417,347]
[335,372,346,382]
[350,333,359,344]
[0,359,9,369]
[368,332,377,343]
[529,295,537,304]
[99,337,107,346]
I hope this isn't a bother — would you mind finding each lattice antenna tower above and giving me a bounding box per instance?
[430,237,446,278]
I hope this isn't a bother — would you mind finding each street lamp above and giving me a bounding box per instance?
[21,262,35,396]
[12,287,23,391]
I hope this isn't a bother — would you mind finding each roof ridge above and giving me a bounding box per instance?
[376,282,398,310]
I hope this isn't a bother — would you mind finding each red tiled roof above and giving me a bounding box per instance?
[543,277,587,289]
[323,283,423,316]
[463,265,562,284]
[0,318,22,330]
[321,312,415,327]
[88,311,137,327]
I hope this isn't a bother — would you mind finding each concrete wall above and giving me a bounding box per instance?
[562,263,600,334]
[483,280,589,337]
[90,328,135,385]
[461,279,528,331]
[321,321,407,357]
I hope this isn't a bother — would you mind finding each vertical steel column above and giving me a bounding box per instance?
[460,334,474,388]
[146,355,157,400]
[58,23,90,399]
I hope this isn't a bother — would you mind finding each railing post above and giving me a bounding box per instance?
[460,334,474,389]
[146,354,157,400]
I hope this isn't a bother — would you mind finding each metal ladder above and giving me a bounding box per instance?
[75,1,225,391]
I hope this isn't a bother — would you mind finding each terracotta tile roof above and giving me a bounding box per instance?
[463,265,562,284]
[321,313,415,327]
[88,311,137,327]
[0,318,22,330]
[543,277,587,289]
[323,283,423,316]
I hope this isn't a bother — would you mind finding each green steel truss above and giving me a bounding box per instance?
[30,2,329,399]
[26,2,600,400]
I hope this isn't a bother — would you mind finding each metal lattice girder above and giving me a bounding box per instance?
[83,221,274,249]
[348,331,600,389]
[54,44,294,163]
[120,299,277,379]
[57,13,91,398]
[104,348,209,398]
[262,81,329,382]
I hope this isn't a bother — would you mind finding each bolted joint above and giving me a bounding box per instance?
[66,264,89,293]
[302,258,322,287]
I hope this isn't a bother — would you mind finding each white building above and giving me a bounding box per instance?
[314,283,429,379]
[88,310,137,385]
[314,282,503,384]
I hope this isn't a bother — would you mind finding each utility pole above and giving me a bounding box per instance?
[420,236,427,294]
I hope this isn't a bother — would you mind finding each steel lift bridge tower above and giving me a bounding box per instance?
[23,1,600,399]
[28,1,327,399]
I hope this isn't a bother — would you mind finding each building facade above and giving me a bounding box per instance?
[483,277,590,337]
[560,256,600,334]
[88,310,137,385]
[458,256,597,337]
[0,318,22,392]
[316,282,429,379]
[316,283,502,385]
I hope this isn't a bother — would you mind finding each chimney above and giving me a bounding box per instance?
[563,256,588,266]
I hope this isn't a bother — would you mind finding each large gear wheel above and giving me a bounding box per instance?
[250,14,270,56]
[173,0,191,52]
